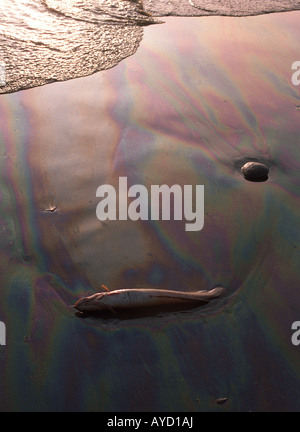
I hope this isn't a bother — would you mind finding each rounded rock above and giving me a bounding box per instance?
[241,161,269,181]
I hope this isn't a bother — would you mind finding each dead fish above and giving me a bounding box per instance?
[73,286,226,314]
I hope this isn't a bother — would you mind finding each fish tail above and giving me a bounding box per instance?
[206,286,226,297]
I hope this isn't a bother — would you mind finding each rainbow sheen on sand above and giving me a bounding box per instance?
[0,12,300,411]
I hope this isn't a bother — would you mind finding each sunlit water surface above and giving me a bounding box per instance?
[0,11,300,411]
[1,0,300,93]
[0,0,156,94]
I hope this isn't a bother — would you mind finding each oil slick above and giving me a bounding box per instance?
[73,285,226,314]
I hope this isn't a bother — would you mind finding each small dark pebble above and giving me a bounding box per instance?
[241,161,269,182]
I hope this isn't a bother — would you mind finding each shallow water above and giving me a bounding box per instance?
[0,0,156,94]
[1,0,300,93]
[0,10,300,411]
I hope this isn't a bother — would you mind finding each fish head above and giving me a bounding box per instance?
[73,293,105,312]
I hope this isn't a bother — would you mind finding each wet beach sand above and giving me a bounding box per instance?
[0,7,300,411]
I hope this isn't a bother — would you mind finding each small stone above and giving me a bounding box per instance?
[241,161,269,181]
